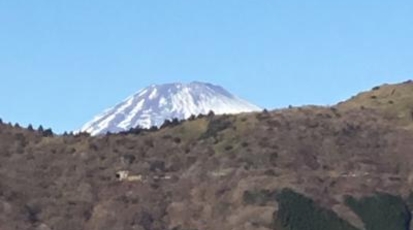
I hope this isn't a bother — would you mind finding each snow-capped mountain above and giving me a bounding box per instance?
[80,82,261,135]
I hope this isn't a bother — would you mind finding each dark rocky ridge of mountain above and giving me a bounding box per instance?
[1,81,413,230]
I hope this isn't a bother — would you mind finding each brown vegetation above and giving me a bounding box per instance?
[1,81,413,230]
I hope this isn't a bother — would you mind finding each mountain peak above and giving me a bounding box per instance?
[81,82,261,135]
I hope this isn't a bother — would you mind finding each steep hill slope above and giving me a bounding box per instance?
[1,81,413,230]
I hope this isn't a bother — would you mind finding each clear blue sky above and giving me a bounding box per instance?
[0,1,412,133]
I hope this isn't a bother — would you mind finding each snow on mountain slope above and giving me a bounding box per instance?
[80,82,261,135]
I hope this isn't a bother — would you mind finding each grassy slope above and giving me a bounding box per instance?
[337,81,413,130]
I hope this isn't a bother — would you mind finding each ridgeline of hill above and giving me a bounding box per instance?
[1,81,413,230]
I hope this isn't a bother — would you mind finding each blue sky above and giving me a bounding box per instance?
[0,1,412,133]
